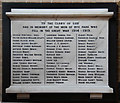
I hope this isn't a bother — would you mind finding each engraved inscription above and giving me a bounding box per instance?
[11,19,108,86]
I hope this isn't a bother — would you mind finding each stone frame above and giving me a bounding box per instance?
[2,3,118,102]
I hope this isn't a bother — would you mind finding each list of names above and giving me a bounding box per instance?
[11,19,108,86]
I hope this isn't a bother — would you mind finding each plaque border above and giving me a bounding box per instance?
[2,3,118,102]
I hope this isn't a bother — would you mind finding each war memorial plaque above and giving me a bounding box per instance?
[2,3,117,102]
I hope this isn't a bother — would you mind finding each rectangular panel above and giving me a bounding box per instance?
[2,3,118,102]
[7,16,112,93]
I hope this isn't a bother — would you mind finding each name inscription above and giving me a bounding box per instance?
[11,19,107,86]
